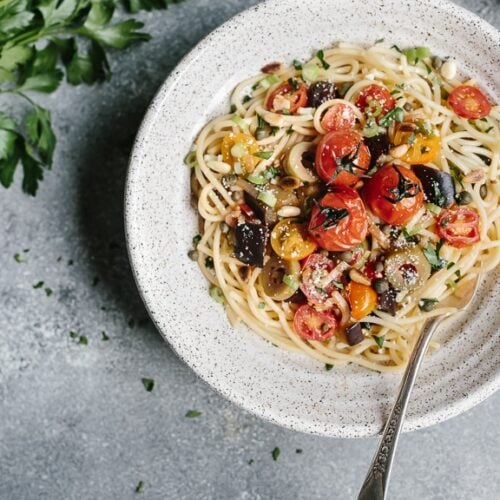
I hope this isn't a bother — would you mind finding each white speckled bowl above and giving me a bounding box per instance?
[125,0,500,437]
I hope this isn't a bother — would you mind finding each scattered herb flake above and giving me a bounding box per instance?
[141,378,154,392]
[316,50,330,69]
[205,256,214,269]
[325,363,334,371]
[272,447,281,461]
[247,459,254,465]
[293,59,303,70]
[185,410,202,418]
[192,234,202,247]
[258,302,265,309]
[254,151,273,160]
[33,281,44,289]
[418,298,439,312]
[374,335,385,348]
[78,335,88,345]
[423,243,446,270]
[242,95,252,104]
[296,448,303,454]
[14,253,26,263]
[68,259,74,266]
[375,38,385,44]
[101,331,109,341]
[485,126,493,133]
[135,480,144,493]
[230,104,237,113]
[69,331,77,339]
[44,287,53,297]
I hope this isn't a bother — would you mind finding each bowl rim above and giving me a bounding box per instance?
[124,0,500,437]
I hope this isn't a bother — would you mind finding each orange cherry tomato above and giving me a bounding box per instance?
[271,219,317,261]
[315,130,371,186]
[308,187,368,252]
[393,130,441,165]
[221,132,260,173]
[320,102,356,132]
[346,281,378,321]
[356,84,396,118]
[363,164,424,225]
[293,304,337,341]
[265,81,308,114]
[448,85,492,120]
[436,207,480,248]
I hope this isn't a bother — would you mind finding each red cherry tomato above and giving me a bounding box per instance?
[293,304,337,341]
[315,130,371,186]
[436,207,480,248]
[363,164,424,225]
[300,254,336,304]
[265,82,308,114]
[448,85,491,120]
[356,84,395,118]
[320,102,356,132]
[308,187,368,252]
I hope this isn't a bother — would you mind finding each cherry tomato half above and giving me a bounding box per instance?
[221,132,260,172]
[266,82,308,114]
[320,102,356,132]
[271,219,317,261]
[448,85,492,120]
[308,187,368,252]
[356,84,396,118]
[436,207,480,248]
[315,130,371,186]
[300,254,336,304]
[293,304,337,341]
[363,164,424,225]
[393,129,441,165]
[346,282,378,321]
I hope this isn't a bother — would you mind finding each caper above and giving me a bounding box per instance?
[340,250,353,263]
[373,278,389,294]
[456,191,472,205]
[231,190,243,202]
[222,174,237,189]
[432,56,443,70]
[259,254,301,301]
[188,250,199,261]
[480,184,487,199]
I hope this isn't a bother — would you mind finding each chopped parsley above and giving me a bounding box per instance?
[33,281,44,289]
[293,59,303,70]
[485,126,494,133]
[44,287,53,297]
[375,38,385,44]
[258,302,265,309]
[135,481,145,493]
[263,166,280,179]
[242,95,252,104]
[423,240,446,270]
[101,331,109,341]
[316,50,330,69]
[69,331,77,339]
[296,448,303,454]
[230,104,237,113]
[378,107,404,127]
[14,253,26,263]
[205,256,214,269]
[272,447,281,461]
[141,378,155,392]
[374,335,385,348]
[288,78,299,90]
[449,165,464,188]
[418,298,439,312]
[78,335,88,345]
[391,44,403,53]
[325,363,334,371]
[254,151,273,160]
[407,132,417,145]
[185,410,202,418]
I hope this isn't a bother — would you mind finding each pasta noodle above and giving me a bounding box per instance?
[187,43,500,372]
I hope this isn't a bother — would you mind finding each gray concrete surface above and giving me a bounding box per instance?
[0,1,499,499]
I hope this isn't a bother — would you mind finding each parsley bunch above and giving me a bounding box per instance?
[0,0,182,195]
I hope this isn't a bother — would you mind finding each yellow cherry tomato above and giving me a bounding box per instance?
[393,130,441,164]
[221,132,260,173]
[271,220,317,261]
[346,281,378,321]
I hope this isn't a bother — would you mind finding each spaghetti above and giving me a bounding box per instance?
[187,42,500,372]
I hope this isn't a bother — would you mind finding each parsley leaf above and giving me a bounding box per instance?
[272,447,281,461]
[316,50,330,69]
[325,363,334,371]
[135,480,145,493]
[423,241,446,270]
[185,410,202,418]
[141,378,155,392]
[374,335,385,348]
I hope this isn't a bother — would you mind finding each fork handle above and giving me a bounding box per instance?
[358,316,441,500]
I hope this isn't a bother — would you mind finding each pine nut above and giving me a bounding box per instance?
[277,206,301,217]
[389,144,409,158]
[349,269,372,286]
[440,60,457,80]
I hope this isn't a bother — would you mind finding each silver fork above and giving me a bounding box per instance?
[358,275,481,500]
